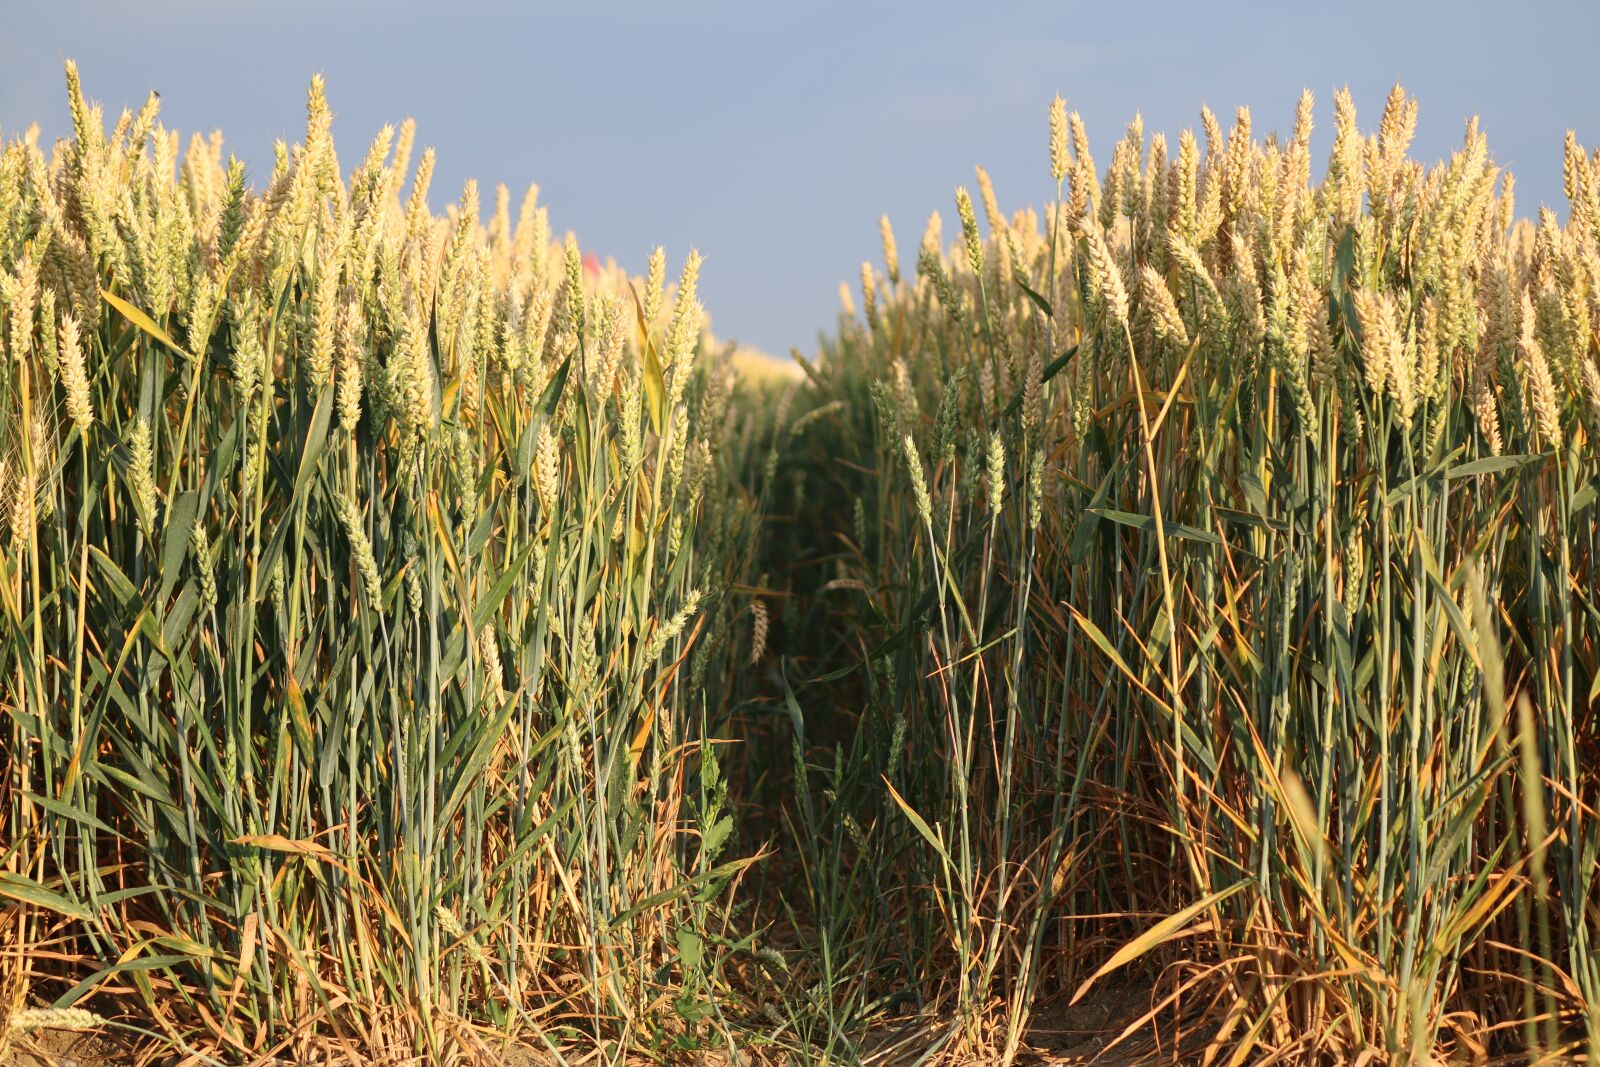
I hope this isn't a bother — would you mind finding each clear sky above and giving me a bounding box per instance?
[4,1,1597,357]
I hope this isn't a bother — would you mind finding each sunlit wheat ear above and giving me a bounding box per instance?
[1117,114,1145,221]
[920,208,943,257]
[1564,130,1590,225]
[1327,87,1364,222]
[190,519,217,611]
[880,215,900,285]
[334,494,383,607]
[1292,88,1315,152]
[645,589,703,663]
[434,904,491,968]
[125,416,157,526]
[1021,342,1042,431]
[6,254,37,360]
[6,469,30,551]
[307,265,338,389]
[933,368,964,461]
[35,289,59,377]
[955,187,983,275]
[859,263,878,328]
[1026,448,1043,529]
[1519,290,1563,450]
[1076,215,1128,327]
[1049,96,1070,185]
[561,234,584,333]
[975,165,1003,233]
[1473,373,1505,455]
[1223,105,1254,220]
[1416,296,1442,404]
[747,599,769,665]
[665,250,703,406]
[1068,110,1098,207]
[11,1008,106,1034]
[336,299,364,432]
[902,435,932,524]
[643,245,666,329]
[1100,141,1128,231]
[1140,264,1188,348]
[1352,288,1398,398]
[59,315,93,433]
[918,247,965,326]
[985,431,1004,517]
[533,425,559,517]
[591,293,626,393]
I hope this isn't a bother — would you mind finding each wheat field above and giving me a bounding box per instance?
[1,66,1598,1065]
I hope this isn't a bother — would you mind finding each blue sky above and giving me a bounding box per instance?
[4,1,1597,356]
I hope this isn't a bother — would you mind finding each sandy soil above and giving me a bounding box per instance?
[2,985,1177,1066]
[2,1028,128,1067]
